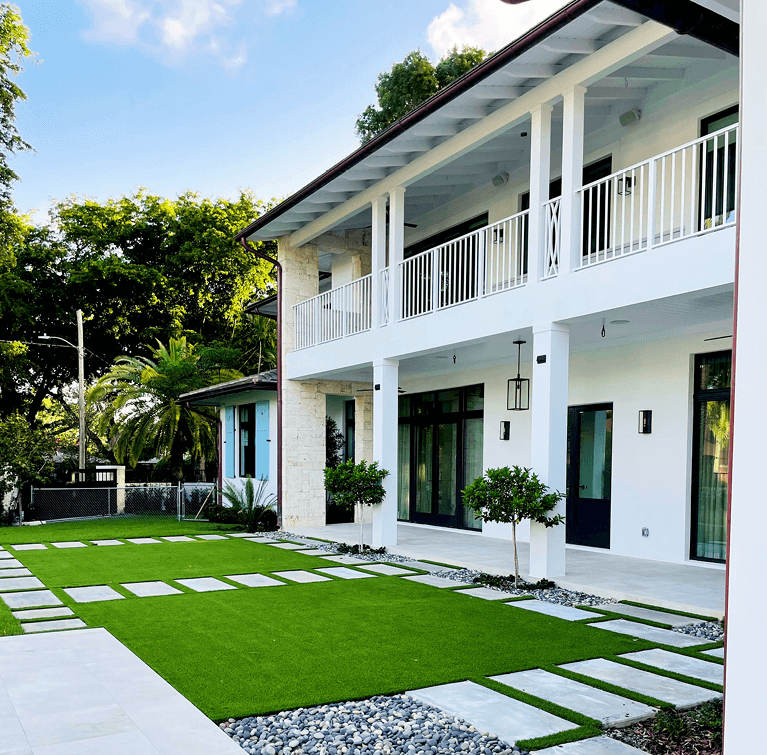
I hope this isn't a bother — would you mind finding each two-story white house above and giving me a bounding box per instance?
[235,0,740,583]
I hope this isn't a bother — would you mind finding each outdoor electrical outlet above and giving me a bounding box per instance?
[642,527,650,537]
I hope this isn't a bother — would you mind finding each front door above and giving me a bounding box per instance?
[567,404,613,548]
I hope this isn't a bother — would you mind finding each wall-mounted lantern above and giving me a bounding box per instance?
[638,410,652,434]
[507,340,530,411]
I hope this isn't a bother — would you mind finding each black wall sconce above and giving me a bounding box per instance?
[617,176,634,195]
[500,421,510,440]
[638,410,652,434]
[507,340,530,411]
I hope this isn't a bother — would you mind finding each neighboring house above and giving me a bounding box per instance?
[180,371,278,501]
[235,0,740,581]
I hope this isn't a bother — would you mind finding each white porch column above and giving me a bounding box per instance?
[528,104,553,283]
[528,322,569,579]
[371,196,387,329]
[371,358,399,546]
[388,187,406,323]
[723,2,766,752]
[558,86,586,277]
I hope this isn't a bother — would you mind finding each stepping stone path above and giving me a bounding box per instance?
[64,585,125,603]
[560,658,721,709]
[22,618,87,633]
[125,537,162,544]
[91,539,124,546]
[0,558,23,568]
[0,551,14,558]
[10,544,46,551]
[51,541,87,549]
[162,536,195,543]
[455,586,517,601]
[225,573,285,588]
[535,737,648,754]
[11,607,74,620]
[409,561,458,574]
[703,647,724,658]
[0,576,44,591]
[596,603,699,628]
[590,619,708,647]
[316,567,376,580]
[175,577,237,592]
[409,680,578,745]
[121,581,183,597]
[0,568,32,578]
[227,533,258,538]
[404,574,461,588]
[266,542,304,550]
[272,570,331,583]
[507,599,597,621]
[297,548,336,556]
[320,554,368,564]
[620,648,724,685]
[356,563,418,576]
[0,590,62,609]
[196,534,228,540]
[491,669,655,728]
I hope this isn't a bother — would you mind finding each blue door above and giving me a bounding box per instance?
[224,406,235,478]
[255,401,270,480]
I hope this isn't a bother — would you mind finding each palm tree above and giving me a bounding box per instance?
[88,337,241,480]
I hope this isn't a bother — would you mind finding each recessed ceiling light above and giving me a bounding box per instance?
[610,319,630,325]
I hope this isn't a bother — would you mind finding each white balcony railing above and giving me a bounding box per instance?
[292,126,738,350]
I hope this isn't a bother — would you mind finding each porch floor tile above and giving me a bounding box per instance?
[10,544,47,551]
[595,603,699,627]
[0,590,62,609]
[490,669,655,728]
[272,570,331,584]
[64,586,125,604]
[505,600,598,621]
[403,574,461,588]
[619,649,724,685]
[589,619,708,647]
[174,577,237,593]
[408,680,577,745]
[121,582,183,598]
[534,737,649,754]
[316,567,376,580]
[559,658,721,709]
[22,618,88,633]
[224,574,285,588]
[355,564,418,576]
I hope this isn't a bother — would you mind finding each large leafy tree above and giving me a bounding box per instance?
[88,337,242,480]
[355,46,486,143]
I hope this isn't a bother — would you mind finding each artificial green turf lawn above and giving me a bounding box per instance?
[0,518,238,545]
[70,576,655,721]
[10,539,326,588]
[0,598,22,637]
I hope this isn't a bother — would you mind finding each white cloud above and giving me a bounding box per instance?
[427,0,570,58]
[78,0,151,44]
[265,0,296,16]
[222,44,247,70]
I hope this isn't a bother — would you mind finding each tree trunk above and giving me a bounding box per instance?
[512,518,519,588]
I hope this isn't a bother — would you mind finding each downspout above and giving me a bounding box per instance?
[239,237,283,528]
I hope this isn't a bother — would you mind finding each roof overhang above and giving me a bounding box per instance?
[180,372,278,406]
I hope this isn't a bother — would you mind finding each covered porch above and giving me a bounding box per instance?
[290,521,725,618]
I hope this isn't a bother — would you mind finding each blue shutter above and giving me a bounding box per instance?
[255,401,270,481]
[224,406,235,478]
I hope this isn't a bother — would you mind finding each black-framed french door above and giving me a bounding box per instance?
[398,385,484,530]
[691,351,731,563]
[566,403,613,549]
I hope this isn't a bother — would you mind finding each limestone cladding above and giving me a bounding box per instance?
[354,392,374,524]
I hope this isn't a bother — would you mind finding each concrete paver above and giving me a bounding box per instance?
[11,607,74,620]
[121,581,183,597]
[534,737,649,754]
[266,542,304,550]
[64,586,126,603]
[51,542,88,549]
[316,567,376,580]
[0,558,23,568]
[91,539,125,546]
[560,658,721,709]
[161,536,196,543]
[0,576,44,591]
[225,573,285,588]
[272,570,331,583]
[0,590,62,609]
[589,619,708,647]
[0,550,14,558]
[409,680,578,745]
[10,544,47,551]
[703,647,724,658]
[355,563,418,576]
[595,603,700,628]
[319,554,368,564]
[0,568,32,578]
[506,600,598,621]
[125,538,162,545]
[454,586,517,600]
[297,548,335,556]
[22,618,87,633]
[175,577,237,593]
[620,648,724,685]
[195,535,228,540]
[491,669,655,728]
[403,574,462,588]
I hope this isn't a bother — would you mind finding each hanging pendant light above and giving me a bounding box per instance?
[507,340,530,411]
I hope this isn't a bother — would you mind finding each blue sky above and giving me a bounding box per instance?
[10,0,567,222]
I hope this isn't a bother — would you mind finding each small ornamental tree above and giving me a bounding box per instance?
[324,459,389,551]
[462,466,564,587]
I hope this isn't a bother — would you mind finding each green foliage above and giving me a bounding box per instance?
[0,412,55,498]
[88,336,240,478]
[325,415,345,469]
[218,475,277,532]
[472,572,556,591]
[323,459,389,511]
[355,46,486,143]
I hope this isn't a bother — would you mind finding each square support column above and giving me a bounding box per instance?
[558,86,586,277]
[528,104,553,283]
[371,358,399,546]
[529,322,569,579]
[388,187,406,323]
[371,196,387,329]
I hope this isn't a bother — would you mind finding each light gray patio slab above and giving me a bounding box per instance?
[595,603,699,628]
[620,648,724,685]
[560,659,722,709]
[0,550,14,558]
[121,582,183,598]
[534,736,649,754]
[91,539,125,546]
[272,570,332,583]
[51,541,88,549]
[195,534,228,540]
[0,568,32,578]
[25,729,162,755]
[227,532,259,538]
[355,563,418,576]
[0,577,44,591]
[589,619,708,647]
[125,538,162,545]
[455,586,517,600]
[408,680,577,745]
[63,586,125,604]
[0,558,23,569]
[161,536,196,543]
[224,573,285,588]
[266,542,304,550]
[490,669,656,728]
[10,543,47,551]
[412,561,458,574]
[0,590,62,609]
[297,548,335,556]
[703,647,725,658]
[506,600,598,621]
[22,618,87,633]
[316,567,376,580]
[403,573,462,588]
[320,554,368,564]
[174,577,237,593]
[244,537,270,543]
[12,607,74,620]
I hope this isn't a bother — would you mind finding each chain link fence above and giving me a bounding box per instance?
[180,483,216,521]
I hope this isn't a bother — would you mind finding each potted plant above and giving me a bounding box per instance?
[324,459,389,552]
[462,465,564,587]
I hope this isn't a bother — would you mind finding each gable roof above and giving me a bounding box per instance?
[180,370,278,406]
